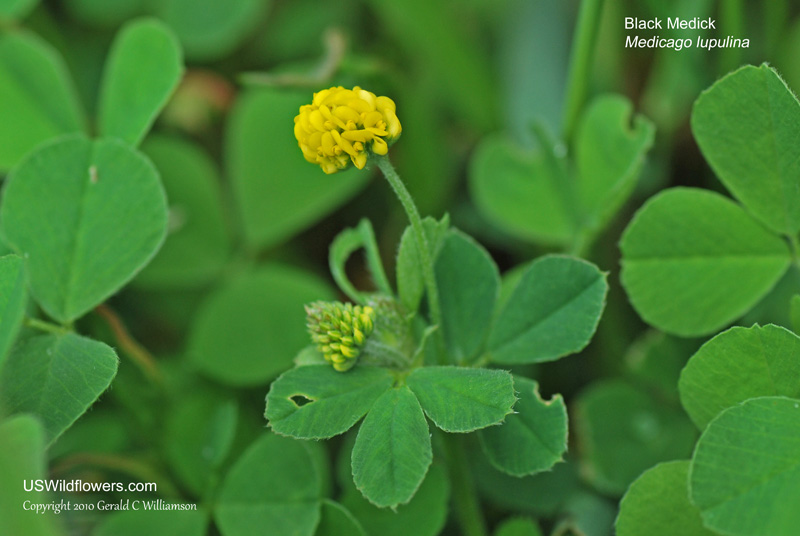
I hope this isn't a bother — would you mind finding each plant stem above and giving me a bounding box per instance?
[441,433,487,536]
[719,0,744,74]
[562,0,605,142]
[95,304,163,388]
[375,156,445,363]
[25,317,71,335]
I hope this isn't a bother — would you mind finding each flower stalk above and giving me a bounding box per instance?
[562,0,605,142]
[375,155,445,363]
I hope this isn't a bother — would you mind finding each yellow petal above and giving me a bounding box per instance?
[309,110,326,131]
[352,151,368,169]
[331,130,357,157]
[371,137,388,155]
[362,111,384,128]
[342,129,374,142]
[321,132,336,156]
[333,106,360,123]
[376,96,396,114]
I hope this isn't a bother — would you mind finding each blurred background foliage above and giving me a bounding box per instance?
[2,0,800,535]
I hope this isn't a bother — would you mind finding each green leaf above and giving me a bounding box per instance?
[188,265,334,386]
[153,0,267,61]
[0,333,118,444]
[315,500,366,536]
[469,135,574,245]
[98,18,183,146]
[0,135,168,323]
[494,517,544,536]
[489,256,607,364]
[94,509,207,536]
[352,386,431,508]
[470,96,652,247]
[574,380,696,495]
[265,365,394,439]
[396,215,449,313]
[0,415,61,536]
[0,30,85,171]
[679,324,800,430]
[226,89,369,251]
[479,376,567,477]
[406,366,515,433]
[0,0,37,21]
[616,461,715,536]
[692,64,800,235]
[329,219,392,304]
[435,230,499,362]
[689,396,800,536]
[215,433,322,536]
[575,95,654,235]
[0,255,26,368]
[341,462,449,536]
[164,392,238,496]
[136,135,230,288]
[620,187,791,336]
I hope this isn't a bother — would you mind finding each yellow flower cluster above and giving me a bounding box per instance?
[294,86,401,174]
[306,301,376,372]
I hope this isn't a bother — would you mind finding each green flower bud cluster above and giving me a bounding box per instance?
[306,301,375,371]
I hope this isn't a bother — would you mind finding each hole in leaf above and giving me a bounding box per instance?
[289,394,315,408]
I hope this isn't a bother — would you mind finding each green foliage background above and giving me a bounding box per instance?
[1,0,799,535]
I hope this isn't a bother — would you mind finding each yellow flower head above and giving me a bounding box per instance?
[306,301,376,372]
[294,86,402,174]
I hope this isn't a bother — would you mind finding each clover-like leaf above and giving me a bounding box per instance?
[352,386,432,508]
[621,187,791,336]
[616,461,715,536]
[215,434,323,536]
[435,231,499,363]
[679,324,800,430]
[266,365,394,439]
[406,366,515,433]
[489,255,607,364]
[0,333,118,444]
[689,396,800,536]
[692,64,800,236]
[0,415,60,536]
[0,135,168,323]
[396,215,449,313]
[479,376,567,477]
[98,18,183,146]
[0,30,85,171]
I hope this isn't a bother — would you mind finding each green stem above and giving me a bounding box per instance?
[562,0,605,142]
[719,0,744,74]
[25,317,71,336]
[441,433,487,536]
[375,156,445,363]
